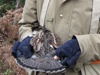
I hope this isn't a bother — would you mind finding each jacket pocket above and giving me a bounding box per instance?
[46,17,53,22]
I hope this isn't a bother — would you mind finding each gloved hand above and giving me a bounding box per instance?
[12,41,20,58]
[54,39,81,68]
[12,36,33,58]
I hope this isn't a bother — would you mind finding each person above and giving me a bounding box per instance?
[13,0,100,75]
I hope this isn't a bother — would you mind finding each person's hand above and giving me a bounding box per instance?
[54,39,81,67]
[12,36,33,58]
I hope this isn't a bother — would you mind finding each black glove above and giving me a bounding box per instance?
[12,36,33,58]
[55,39,81,67]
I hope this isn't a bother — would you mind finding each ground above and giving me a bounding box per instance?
[0,8,28,75]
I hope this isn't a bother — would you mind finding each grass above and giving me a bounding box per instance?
[3,69,13,75]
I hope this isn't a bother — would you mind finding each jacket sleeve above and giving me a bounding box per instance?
[18,0,37,41]
[74,22,100,72]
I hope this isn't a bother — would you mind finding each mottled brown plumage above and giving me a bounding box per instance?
[29,29,65,73]
[16,28,65,73]
[30,29,61,57]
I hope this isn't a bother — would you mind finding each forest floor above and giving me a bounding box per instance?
[0,8,28,75]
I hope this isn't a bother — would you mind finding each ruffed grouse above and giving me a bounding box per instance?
[16,24,65,73]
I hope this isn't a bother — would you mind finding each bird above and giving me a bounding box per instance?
[16,24,66,73]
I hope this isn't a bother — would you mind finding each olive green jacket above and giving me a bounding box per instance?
[19,0,100,75]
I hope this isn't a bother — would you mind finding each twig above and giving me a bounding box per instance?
[13,0,20,25]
